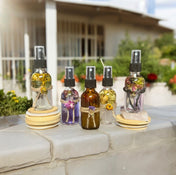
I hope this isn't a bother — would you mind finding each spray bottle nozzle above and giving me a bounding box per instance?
[131,50,141,64]
[85,66,96,88]
[103,66,113,86]
[65,67,74,79]
[103,66,112,79]
[34,46,46,68]
[130,50,142,72]
[34,46,45,60]
[86,66,96,80]
[64,66,75,87]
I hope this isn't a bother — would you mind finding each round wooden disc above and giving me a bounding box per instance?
[26,123,59,130]
[115,114,151,126]
[28,106,58,114]
[25,113,60,126]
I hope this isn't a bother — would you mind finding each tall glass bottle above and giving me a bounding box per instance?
[31,46,52,111]
[61,67,79,124]
[124,50,145,113]
[81,66,100,129]
[99,66,116,124]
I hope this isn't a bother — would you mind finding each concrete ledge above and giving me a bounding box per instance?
[0,106,176,174]
[0,130,51,173]
[35,125,109,160]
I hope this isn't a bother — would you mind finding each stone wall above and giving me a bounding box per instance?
[0,106,176,174]
[57,78,176,107]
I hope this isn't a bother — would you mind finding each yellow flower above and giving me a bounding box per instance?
[40,86,47,94]
[11,90,15,94]
[102,95,109,104]
[106,103,113,110]
[15,100,19,103]
[12,97,17,100]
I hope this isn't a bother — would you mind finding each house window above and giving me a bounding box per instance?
[58,21,104,57]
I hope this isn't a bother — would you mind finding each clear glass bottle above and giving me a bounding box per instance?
[61,67,79,124]
[124,50,145,113]
[99,66,116,124]
[31,46,52,111]
[81,66,100,129]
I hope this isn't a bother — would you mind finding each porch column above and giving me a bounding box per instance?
[45,1,58,106]
[11,20,16,85]
[12,59,16,85]
[0,29,2,89]
[24,19,31,99]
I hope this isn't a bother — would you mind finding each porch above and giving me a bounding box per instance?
[0,0,172,106]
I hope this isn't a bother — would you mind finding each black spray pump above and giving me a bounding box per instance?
[34,46,46,68]
[64,67,75,87]
[102,66,113,86]
[129,50,141,72]
[85,66,96,88]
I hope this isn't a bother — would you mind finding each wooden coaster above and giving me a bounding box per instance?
[27,123,59,130]
[115,114,151,126]
[25,113,60,126]
[28,106,58,114]
[26,109,60,117]
[25,106,60,129]
[116,122,147,130]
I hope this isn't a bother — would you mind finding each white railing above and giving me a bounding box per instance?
[1,56,114,80]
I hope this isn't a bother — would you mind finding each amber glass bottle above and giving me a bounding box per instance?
[81,66,100,129]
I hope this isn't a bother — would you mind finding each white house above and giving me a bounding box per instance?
[0,0,173,105]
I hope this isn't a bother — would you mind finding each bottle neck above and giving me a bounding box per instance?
[65,87,74,90]
[130,72,140,77]
[35,68,47,73]
[103,86,112,89]
[85,87,95,92]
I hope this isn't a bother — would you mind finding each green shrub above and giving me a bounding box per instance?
[155,33,175,49]
[154,33,176,60]
[0,90,32,116]
[111,35,161,80]
[58,33,176,93]
[74,59,104,90]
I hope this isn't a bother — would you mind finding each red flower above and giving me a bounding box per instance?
[169,78,174,84]
[81,75,86,80]
[96,74,103,81]
[61,76,65,83]
[173,75,176,83]
[147,73,157,82]
[169,75,176,84]
[74,75,79,82]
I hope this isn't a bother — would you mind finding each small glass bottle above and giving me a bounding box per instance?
[31,46,52,111]
[99,66,116,124]
[124,50,145,113]
[61,67,79,124]
[81,66,100,129]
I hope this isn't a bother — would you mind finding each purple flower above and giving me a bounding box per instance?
[64,100,74,109]
[89,106,95,111]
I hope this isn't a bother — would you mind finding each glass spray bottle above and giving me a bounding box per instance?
[31,46,52,111]
[81,66,100,129]
[61,67,79,124]
[99,66,116,124]
[124,50,145,113]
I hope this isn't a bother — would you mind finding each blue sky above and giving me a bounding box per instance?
[155,0,176,29]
